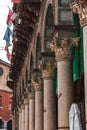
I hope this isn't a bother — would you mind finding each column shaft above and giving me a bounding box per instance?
[35,91,43,130]
[12,112,15,130]
[44,79,57,130]
[22,106,25,130]
[19,113,20,130]
[29,99,35,130]
[19,109,22,130]
[57,61,73,130]
[14,110,16,130]
[18,110,21,130]
[19,112,22,130]
[83,26,87,129]
[25,102,29,130]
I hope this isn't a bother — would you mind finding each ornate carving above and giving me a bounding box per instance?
[40,59,56,79]
[15,105,19,112]
[24,99,29,105]
[18,99,22,108]
[32,77,42,91]
[27,81,35,99]
[31,69,42,91]
[23,88,29,99]
[28,91,35,100]
[70,0,87,26]
[50,37,80,61]
[21,104,25,109]
[19,108,22,113]
[21,95,25,104]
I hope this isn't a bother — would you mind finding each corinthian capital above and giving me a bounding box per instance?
[32,78,42,91]
[70,0,87,26]
[31,69,42,91]
[50,37,80,61]
[39,52,56,79]
[28,91,35,100]
[40,60,56,79]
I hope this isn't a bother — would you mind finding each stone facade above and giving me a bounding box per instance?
[8,0,87,130]
[0,60,13,129]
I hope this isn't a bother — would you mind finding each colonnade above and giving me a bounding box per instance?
[13,37,80,130]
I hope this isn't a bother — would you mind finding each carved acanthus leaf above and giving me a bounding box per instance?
[50,37,80,60]
[70,0,87,26]
[40,59,56,78]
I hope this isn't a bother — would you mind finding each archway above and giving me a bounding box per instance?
[30,53,34,79]
[44,4,54,51]
[36,35,41,67]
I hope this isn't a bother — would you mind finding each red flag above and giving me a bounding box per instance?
[11,0,20,3]
[4,46,9,53]
[6,51,12,61]
[4,46,11,61]
[7,10,17,26]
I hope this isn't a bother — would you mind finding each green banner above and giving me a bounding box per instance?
[80,27,84,74]
[73,14,79,82]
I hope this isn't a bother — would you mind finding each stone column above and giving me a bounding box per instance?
[19,108,22,130]
[21,104,25,130]
[12,110,15,130]
[29,87,35,130]
[15,107,19,130]
[70,1,87,129]
[50,37,80,130]
[32,68,43,130]
[40,52,57,130]
[12,116,14,130]
[24,99,29,130]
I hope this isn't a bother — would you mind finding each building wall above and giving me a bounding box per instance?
[0,61,13,128]
[0,90,12,122]
[11,0,86,130]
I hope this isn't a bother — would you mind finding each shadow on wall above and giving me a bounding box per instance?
[7,120,12,130]
[0,119,4,129]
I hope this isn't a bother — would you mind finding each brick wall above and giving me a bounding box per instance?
[0,90,12,122]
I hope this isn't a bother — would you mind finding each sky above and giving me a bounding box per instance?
[0,0,13,63]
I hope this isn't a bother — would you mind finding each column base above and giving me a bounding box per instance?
[58,126,69,130]
[86,122,87,130]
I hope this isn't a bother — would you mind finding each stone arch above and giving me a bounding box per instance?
[31,25,42,67]
[30,53,34,79]
[53,0,58,25]
[40,0,54,51]
[22,78,24,92]
[25,66,28,85]
[36,34,41,67]
[44,4,54,51]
